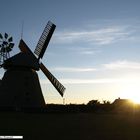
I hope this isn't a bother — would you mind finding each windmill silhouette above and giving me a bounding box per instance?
[0,33,14,66]
[0,21,66,109]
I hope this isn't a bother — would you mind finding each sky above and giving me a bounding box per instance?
[1,0,140,104]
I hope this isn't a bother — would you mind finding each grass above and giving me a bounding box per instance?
[0,112,140,140]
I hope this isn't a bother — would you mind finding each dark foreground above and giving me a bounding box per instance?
[0,112,140,140]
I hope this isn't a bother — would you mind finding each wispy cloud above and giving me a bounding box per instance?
[40,60,140,85]
[51,67,96,72]
[41,77,140,85]
[103,60,140,70]
[68,46,101,55]
[54,26,131,45]
[60,78,123,84]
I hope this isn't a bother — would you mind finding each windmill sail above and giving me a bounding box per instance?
[34,21,56,59]
[19,39,35,56]
[40,63,65,97]
[19,39,65,97]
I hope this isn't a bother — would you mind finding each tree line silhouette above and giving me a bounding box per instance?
[43,98,140,113]
[0,98,139,113]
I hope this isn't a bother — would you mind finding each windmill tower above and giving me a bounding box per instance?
[0,21,65,109]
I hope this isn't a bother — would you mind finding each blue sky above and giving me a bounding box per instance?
[1,0,140,104]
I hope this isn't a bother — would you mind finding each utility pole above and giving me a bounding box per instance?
[63,98,65,105]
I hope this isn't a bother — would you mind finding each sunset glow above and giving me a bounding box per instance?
[119,82,140,104]
[121,86,140,103]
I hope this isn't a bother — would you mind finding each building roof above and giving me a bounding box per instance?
[3,52,40,70]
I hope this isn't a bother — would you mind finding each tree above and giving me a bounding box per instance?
[87,100,100,106]
[103,100,111,105]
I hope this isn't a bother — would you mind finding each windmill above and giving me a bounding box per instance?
[0,33,14,66]
[0,21,66,109]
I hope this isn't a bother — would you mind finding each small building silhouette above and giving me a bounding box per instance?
[113,97,134,112]
[113,97,131,105]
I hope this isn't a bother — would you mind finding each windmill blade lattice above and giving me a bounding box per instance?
[40,63,65,97]
[0,33,14,65]
[34,21,56,60]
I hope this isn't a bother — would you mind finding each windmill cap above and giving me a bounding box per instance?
[3,52,40,70]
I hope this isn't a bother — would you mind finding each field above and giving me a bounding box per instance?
[0,112,140,140]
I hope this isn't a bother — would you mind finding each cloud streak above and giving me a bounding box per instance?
[54,26,131,45]
[51,67,97,72]
[60,78,124,84]
[68,46,101,55]
[40,60,140,85]
[103,60,140,70]
[41,77,140,85]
